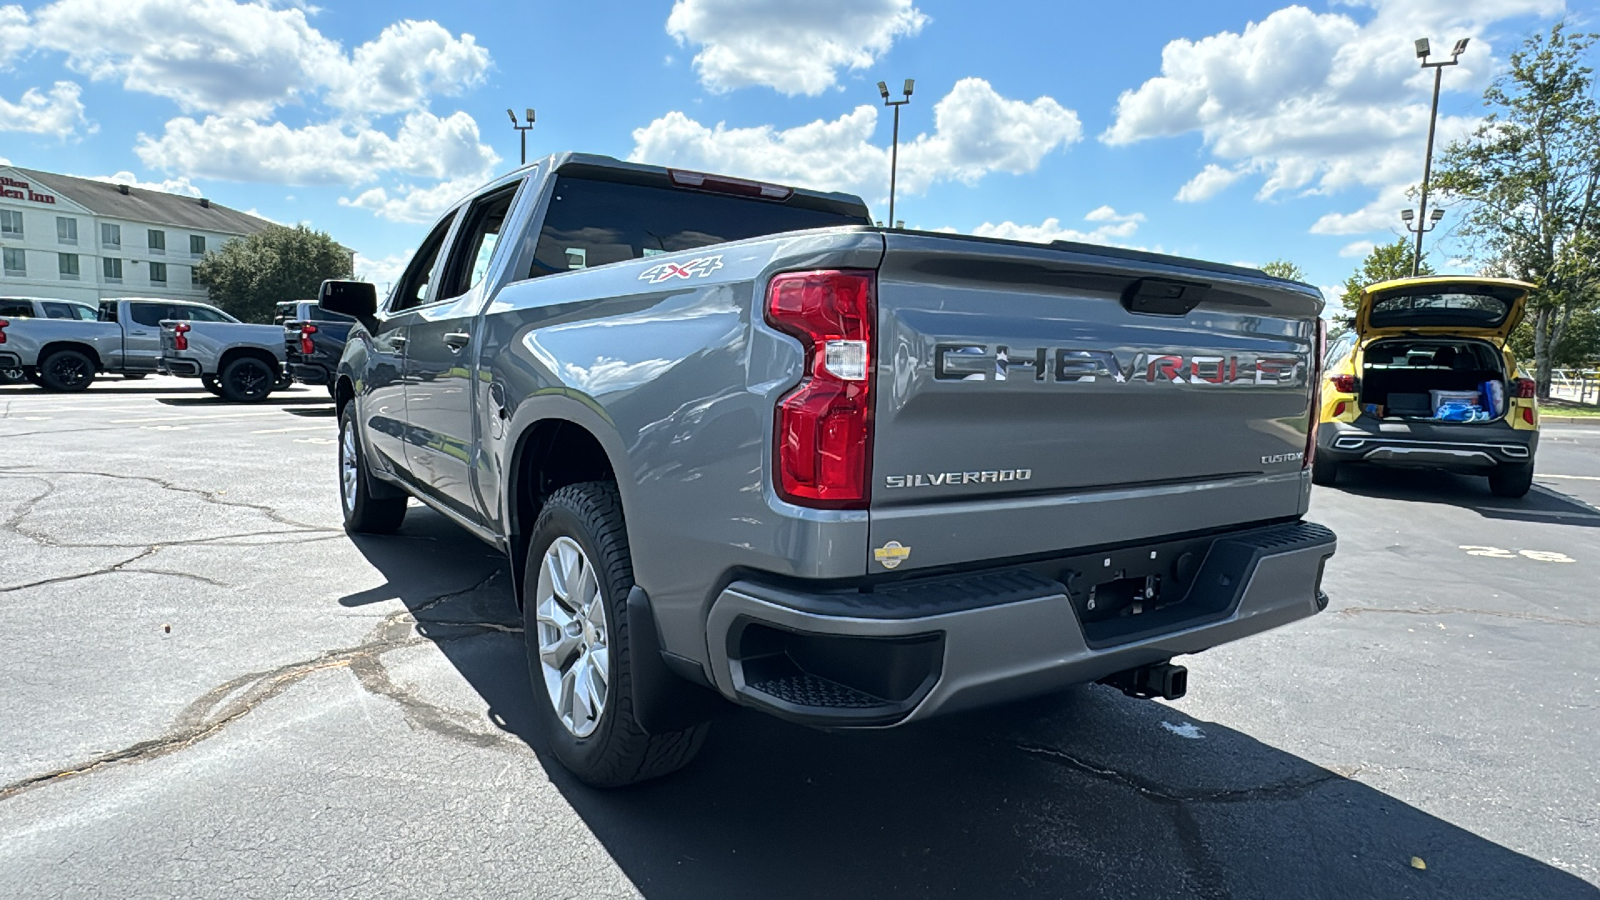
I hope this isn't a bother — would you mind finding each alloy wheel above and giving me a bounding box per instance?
[534,536,609,738]
[339,419,358,513]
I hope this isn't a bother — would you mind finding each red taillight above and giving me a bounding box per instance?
[1305,318,1326,471]
[1523,407,1536,425]
[1331,400,1347,418]
[0,317,8,344]
[766,269,875,508]
[1330,373,1355,394]
[300,323,317,356]
[1515,377,1537,399]
[173,322,190,352]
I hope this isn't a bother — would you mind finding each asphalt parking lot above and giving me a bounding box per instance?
[1,376,1596,899]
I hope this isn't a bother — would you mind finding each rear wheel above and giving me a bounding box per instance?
[219,357,275,403]
[525,481,708,787]
[201,374,222,396]
[1311,456,1338,487]
[338,403,407,533]
[1488,462,1534,498]
[38,349,95,392]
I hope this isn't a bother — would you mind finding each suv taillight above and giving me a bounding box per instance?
[1330,373,1355,394]
[173,322,190,351]
[1304,317,1326,471]
[0,317,8,344]
[1514,377,1537,399]
[766,269,875,508]
[299,323,317,356]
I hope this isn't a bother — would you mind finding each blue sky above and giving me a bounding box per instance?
[1,0,1590,298]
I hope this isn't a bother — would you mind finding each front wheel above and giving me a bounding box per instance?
[38,349,96,392]
[525,481,708,787]
[219,357,275,403]
[1488,463,1534,499]
[338,403,407,533]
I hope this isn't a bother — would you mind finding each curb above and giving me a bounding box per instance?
[1541,415,1600,426]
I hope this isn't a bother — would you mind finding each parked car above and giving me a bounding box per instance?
[0,297,235,391]
[1314,276,1540,497]
[0,297,100,383]
[323,152,1337,786]
[275,299,355,395]
[159,315,291,403]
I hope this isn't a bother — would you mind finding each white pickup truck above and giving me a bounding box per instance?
[0,297,235,391]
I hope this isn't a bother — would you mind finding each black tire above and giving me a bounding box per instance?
[24,369,43,387]
[524,481,708,787]
[218,356,275,403]
[1311,455,1338,487]
[338,403,407,534]
[123,373,147,380]
[38,349,96,392]
[1488,462,1534,498]
[201,374,222,396]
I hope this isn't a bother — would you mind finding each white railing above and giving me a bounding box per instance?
[1549,369,1600,404]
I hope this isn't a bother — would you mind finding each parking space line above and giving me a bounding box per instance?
[1536,473,1600,481]
[111,411,287,424]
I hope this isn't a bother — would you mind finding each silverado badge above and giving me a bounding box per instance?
[873,541,911,570]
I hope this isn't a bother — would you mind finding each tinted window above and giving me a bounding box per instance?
[273,302,299,325]
[1368,288,1518,329]
[71,303,97,321]
[1324,332,1356,369]
[41,302,80,319]
[527,175,869,278]
[308,306,352,323]
[129,303,172,327]
[440,184,518,300]
[99,301,118,322]
[184,307,235,323]
[0,299,33,317]
[391,215,457,312]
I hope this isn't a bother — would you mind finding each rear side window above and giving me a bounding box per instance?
[526,175,869,279]
[273,302,298,325]
[41,302,81,319]
[0,299,32,317]
[129,303,170,327]
[99,302,118,323]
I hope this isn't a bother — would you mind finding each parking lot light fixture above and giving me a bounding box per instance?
[880,78,914,228]
[1410,36,1468,275]
[509,107,537,166]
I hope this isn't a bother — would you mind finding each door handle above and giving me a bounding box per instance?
[130,330,150,336]
[443,332,471,351]
[390,334,407,349]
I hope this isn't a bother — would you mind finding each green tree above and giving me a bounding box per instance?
[1433,24,1600,397]
[1339,239,1434,313]
[194,224,353,323]
[1260,258,1308,282]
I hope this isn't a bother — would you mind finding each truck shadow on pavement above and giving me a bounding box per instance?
[345,507,1597,900]
[1331,466,1600,528]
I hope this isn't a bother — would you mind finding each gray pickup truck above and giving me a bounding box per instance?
[0,297,235,391]
[159,316,289,402]
[323,152,1337,786]
[0,297,99,383]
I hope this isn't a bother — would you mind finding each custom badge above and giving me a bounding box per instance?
[638,254,724,284]
[873,541,911,570]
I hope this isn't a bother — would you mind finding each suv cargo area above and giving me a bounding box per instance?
[1359,338,1508,422]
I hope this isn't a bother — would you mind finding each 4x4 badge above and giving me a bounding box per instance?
[639,255,724,284]
[873,541,911,570]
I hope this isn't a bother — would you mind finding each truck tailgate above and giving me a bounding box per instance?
[869,233,1322,573]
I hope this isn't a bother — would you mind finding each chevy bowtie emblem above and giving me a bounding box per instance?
[873,541,911,569]
[639,255,724,284]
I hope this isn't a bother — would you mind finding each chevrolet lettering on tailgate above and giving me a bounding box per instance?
[934,345,1303,386]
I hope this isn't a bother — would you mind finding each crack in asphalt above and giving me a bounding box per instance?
[1337,606,1600,628]
[0,467,329,532]
[1016,743,1358,805]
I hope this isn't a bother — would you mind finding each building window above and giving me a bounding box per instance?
[59,253,80,280]
[1,210,22,238]
[103,257,123,282]
[57,216,78,244]
[190,234,206,256]
[102,223,121,248]
[148,229,166,254]
[149,261,168,284]
[3,247,24,276]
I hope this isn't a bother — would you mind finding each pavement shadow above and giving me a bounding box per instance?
[0,385,210,395]
[154,394,329,407]
[1331,466,1600,528]
[341,506,1597,900]
[283,406,337,418]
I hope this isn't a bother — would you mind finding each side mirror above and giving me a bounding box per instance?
[318,280,377,321]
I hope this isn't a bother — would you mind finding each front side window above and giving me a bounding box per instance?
[41,301,78,319]
[58,253,80,279]
[57,217,77,243]
[390,214,457,313]
[2,247,24,276]
[149,261,168,284]
[1,209,22,237]
[103,257,123,281]
[148,229,166,253]
[129,303,171,327]
[102,223,121,247]
[190,234,206,255]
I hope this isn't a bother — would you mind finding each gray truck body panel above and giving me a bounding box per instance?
[159,321,286,377]
[0,298,227,375]
[337,152,1336,727]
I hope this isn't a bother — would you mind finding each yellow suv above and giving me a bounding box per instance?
[1313,276,1540,497]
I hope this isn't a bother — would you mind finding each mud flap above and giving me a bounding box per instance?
[626,586,726,734]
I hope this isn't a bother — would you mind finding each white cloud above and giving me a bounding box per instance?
[0,5,28,66]
[339,176,480,224]
[945,206,1148,249]
[0,81,90,136]
[135,111,499,188]
[630,77,1080,201]
[666,0,926,95]
[13,0,487,118]
[354,249,413,288]
[1103,0,1563,231]
[1339,240,1378,258]
[89,170,202,197]
[1175,163,1246,203]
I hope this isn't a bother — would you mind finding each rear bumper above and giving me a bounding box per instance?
[1317,419,1536,471]
[160,358,202,377]
[703,520,1336,727]
[0,351,21,368]
[287,362,332,385]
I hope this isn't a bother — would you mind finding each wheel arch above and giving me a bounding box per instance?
[39,341,103,371]
[218,346,282,378]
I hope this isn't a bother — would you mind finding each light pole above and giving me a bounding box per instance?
[1401,207,1446,257]
[507,108,535,166]
[877,79,914,228]
[1410,37,1468,276]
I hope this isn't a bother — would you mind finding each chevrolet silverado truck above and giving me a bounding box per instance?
[159,315,290,402]
[0,297,235,391]
[0,296,99,383]
[276,299,355,395]
[322,152,1337,786]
